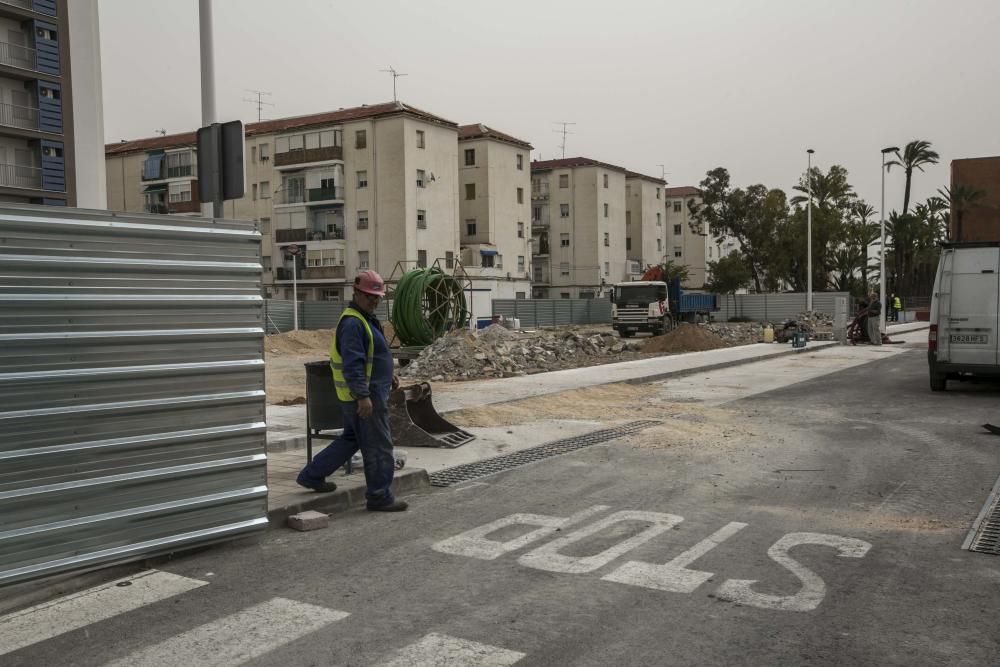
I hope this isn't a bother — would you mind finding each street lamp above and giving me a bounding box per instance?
[806,149,814,313]
[880,146,899,334]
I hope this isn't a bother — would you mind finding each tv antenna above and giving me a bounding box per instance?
[657,164,670,183]
[155,129,166,136]
[243,89,274,122]
[553,121,576,158]
[380,66,408,102]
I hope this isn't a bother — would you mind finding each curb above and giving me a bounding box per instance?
[266,467,431,528]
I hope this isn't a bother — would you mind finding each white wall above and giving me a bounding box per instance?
[68,0,107,209]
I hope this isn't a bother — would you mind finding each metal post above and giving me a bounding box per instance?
[806,149,814,313]
[198,0,222,218]
[879,152,887,335]
[292,257,299,331]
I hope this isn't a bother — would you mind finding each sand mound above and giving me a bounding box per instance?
[266,329,334,356]
[642,323,729,354]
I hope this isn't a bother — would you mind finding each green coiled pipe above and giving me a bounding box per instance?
[390,267,469,347]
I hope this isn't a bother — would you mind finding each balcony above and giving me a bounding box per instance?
[531,182,550,200]
[0,101,37,130]
[166,164,194,179]
[274,145,343,168]
[169,199,200,214]
[531,217,549,229]
[0,162,40,190]
[0,0,33,9]
[0,39,36,72]
[275,228,308,243]
[532,241,550,257]
[274,186,344,206]
[144,203,168,214]
[303,265,346,280]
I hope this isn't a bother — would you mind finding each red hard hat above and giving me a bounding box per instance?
[354,269,386,297]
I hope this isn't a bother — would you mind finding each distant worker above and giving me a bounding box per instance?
[892,293,903,322]
[296,270,408,512]
[867,292,882,346]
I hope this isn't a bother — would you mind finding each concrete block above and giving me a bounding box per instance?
[287,510,329,532]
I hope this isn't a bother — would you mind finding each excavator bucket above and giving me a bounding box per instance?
[389,382,476,448]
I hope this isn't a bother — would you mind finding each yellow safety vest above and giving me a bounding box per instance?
[330,307,374,402]
[893,297,901,310]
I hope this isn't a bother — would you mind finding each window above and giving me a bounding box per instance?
[533,206,541,221]
[604,203,609,218]
[357,171,368,188]
[445,251,454,269]
[604,232,609,247]
[517,154,524,170]
[482,254,495,268]
[560,262,570,276]
[252,183,258,201]
[260,181,271,199]
[656,188,661,199]
[355,130,367,149]
[417,170,426,188]
[626,237,632,251]
[603,174,609,188]
[561,292,570,299]
[626,185,631,197]
[604,262,610,276]
[259,217,271,235]
[358,251,369,269]
[417,250,427,268]
[39,87,59,100]
[262,256,272,272]
[497,254,503,269]
[464,148,475,166]
[417,210,427,229]
[251,146,256,162]
[559,174,569,188]
[282,175,305,203]
[560,233,570,247]
[168,180,191,202]
[673,224,682,235]
[416,130,425,148]
[657,212,661,226]
[517,187,524,204]
[579,292,595,299]
[517,222,524,238]
[673,200,682,212]
[560,204,569,218]
[673,246,682,258]
[466,220,477,236]
[465,183,476,200]
[35,27,55,41]
[657,239,663,252]
[357,210,369,229]
[516,292,526,299]
[259,143,270,161]
[626,211,631,225]
[518,255,525,271]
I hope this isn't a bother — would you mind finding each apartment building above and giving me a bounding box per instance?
[624,171,667,274]
[0,0,74,206]
[105,102,461,301]
[950,156,1000,242]
[457,123,532,320]
[664,186,739,288]
[530,158,628,299]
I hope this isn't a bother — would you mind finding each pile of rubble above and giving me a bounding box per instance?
[703,322,765,345]
[791,311,834,329]
[399,325,643,381]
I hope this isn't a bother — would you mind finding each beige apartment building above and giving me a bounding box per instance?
[664,186,739,288]
[105,101,460,301]
[625,171,668,274]
[530,158,628,299]
[457,123,533,321]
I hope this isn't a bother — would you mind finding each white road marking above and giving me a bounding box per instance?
[0,569,207,657]
[603,521,748,592]
[381,632,525,667]
[433,506,610,560]
[518,511,684,574]
[716,532,872,611]
[104,597,349,667]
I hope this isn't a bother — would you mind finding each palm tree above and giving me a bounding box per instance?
[938,184,986,240]
[886,140,940,214]
[790,165,856,211]
[847,202,880,292]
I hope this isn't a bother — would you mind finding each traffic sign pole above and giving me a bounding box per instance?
[287,244,301,331]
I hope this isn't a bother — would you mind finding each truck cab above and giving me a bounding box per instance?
[928,242,1000,391]
[610,281,673,337]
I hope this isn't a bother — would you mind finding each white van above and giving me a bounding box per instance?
[928,242,1000,391]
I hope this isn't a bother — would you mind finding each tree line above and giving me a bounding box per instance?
[689,139,985,298]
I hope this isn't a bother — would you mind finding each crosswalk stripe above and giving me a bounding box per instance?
[103,597,349,667]
[0,569,207,657]
[381,632,526,666]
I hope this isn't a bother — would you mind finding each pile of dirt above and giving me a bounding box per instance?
[266,329,334,356]
[642,323,729,354]
[400,324,643,381]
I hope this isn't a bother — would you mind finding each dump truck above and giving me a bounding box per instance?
[610,280,673,337]
[668,278,719,324]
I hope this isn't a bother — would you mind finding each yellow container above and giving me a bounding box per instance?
[762,325,774,343]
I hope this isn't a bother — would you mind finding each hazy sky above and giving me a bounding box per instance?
[99,0,1000,215]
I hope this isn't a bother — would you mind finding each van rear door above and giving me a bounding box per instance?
[937,246,1000,367]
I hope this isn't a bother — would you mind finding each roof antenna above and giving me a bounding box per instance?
[553,121,576,158]
[243,89,274,122]
[380,66,407,102]
[657,164,670,184]
[155,129,166,136]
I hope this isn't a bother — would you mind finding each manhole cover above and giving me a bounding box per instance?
[429,420,660,487]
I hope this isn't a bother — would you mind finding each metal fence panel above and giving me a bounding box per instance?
[0,205,266,587]
[493,299,612,327]
[265,300,391,333]
[713,292,850,322]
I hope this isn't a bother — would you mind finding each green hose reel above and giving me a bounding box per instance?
[389,267,470,347]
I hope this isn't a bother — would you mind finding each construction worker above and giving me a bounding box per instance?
[296,270,408,512]
[867,292,882,346]
[892,293,903,322]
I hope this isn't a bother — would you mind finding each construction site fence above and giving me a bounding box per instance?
[264,299,391,333]
[713,292,852,322]
[492,298,612,327]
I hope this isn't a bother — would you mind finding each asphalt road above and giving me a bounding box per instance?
[5,337,1000,666]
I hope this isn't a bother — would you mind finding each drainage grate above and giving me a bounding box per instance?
[429,420,660,487]
[966,477,1000,555]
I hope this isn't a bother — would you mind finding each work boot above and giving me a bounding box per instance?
[367,500,408,512]
[298,480,338,493]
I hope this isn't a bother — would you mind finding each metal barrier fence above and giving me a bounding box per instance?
[0,205,266,587]
[264,299,390,333]
[492,298,612,327]
[714,292,851,322]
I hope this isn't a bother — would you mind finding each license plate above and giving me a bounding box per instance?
[949,334,989,344]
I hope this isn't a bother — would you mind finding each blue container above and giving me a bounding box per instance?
[791,331,808,348]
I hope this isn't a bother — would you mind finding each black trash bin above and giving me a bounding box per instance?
[304,360,344,462]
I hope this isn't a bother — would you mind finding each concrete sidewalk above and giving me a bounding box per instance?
[264,321,928,524]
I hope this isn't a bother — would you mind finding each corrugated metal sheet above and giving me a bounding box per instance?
[0,205,267,587]
[493,299,612,327]
[263,300,391,333]
[714,293,850,322]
